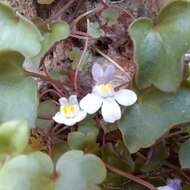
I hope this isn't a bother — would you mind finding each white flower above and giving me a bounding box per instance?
[157,179,181,190]
[53,95,87,126]
[80,63,137,123]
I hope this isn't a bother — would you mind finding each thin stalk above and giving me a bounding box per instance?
[25,70,68,96]
[94,47,129,76]
[105,163,156,190]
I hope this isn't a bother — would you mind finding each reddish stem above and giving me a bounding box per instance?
[25,70,68,96]
[105,163,156,190]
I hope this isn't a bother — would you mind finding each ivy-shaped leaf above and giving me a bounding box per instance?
[141,143,167,173]
[68,132,99,152]
[119,87,190,153]
[68,118,99,152]
[129,1,190,92]
[36,100,58,128]
[179,138,190,169]
[0,51,38,128]
[48,69,66,81]
[157,0,190,9]
[0,120,29,156]
[69,47,92,70]
[0,152,54,190]
[55,150,107,190]
[32,21,70,69]
[87,21,104,38]
[100,8,120,26]
[101,143,135,174]
[0,149,107,190]
[78,118,98,135]
[0,1,42,57]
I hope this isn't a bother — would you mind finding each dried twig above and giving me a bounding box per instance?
[94,47,129,77]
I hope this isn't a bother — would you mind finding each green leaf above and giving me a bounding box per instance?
[0,1,42,57]
[179,138,190,169]
[36,100,58,128]
[157,0,190,9]
[87,21,104,38]
[68,132,99,152]
[101,143,135,190]
[0,51,38,128]
[101,143,135,172]
[141,143,167,172]
[32,21,70,69]
[128,1,190,92]
[69,47,92,70]
[0,150,106,190]
[78,118,98,135]
[55,150,107,190]
[48,69,65,81]
[119,87,190,153]
[100,8,120,26]
[0,120,29,156]
[51,144,70,165]
[0,152,54,190]
[68,132,87,150]
[68,118,99,152]
[37,0,55,4]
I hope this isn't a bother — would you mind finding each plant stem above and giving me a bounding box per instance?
[25,70,68,96]
[70,34,89,40]
[38,114,52,120]
[94,47,128,75]
[105,163,156,190]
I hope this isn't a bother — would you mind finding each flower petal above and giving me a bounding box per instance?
[74,110,87,123]
[59,97,68,106]
[69,95,78,104]
[167,179,181,190]
[80,93,102,114]
[101,97,121,123]
[92,63,104,83]
[157,186,173,190]
[103,64,115,83]
[53,112,79,126]
[114,89,137,106]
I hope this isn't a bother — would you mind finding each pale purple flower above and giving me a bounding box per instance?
[53,95,87,126]
[157,179,182,190]
[80,63,137,123]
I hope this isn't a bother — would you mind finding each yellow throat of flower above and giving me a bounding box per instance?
[61,104,76,116]
[97,83,114,97]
